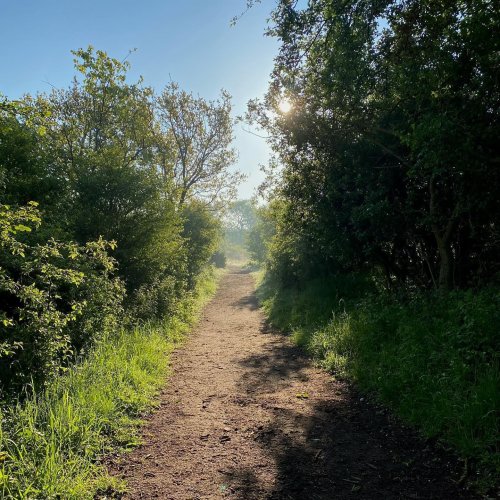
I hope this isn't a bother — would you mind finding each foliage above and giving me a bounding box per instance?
[33,48,187,297]
[249,0,499,290]
[0,44,232,498]
[246,203,277,265]
[1,45,231,328]
[0,203,124,390]
[251,3,499,487]
[0,268,220,499]
[210,251,227,269]
[0,44,233,391]
[224,199,257,245]
[181,201,222,287]
[223,199,257,261]
[0,115,64,220]
[156,82,244,209]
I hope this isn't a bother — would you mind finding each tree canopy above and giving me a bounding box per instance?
[0,46,239,390]
[249,0,499,290]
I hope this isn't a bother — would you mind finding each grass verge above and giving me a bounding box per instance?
[256,272,499,491]
[0,267,221,499]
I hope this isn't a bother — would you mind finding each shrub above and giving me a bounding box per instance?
[0,203,124,391]
[181,201,221,288]
[211,251,227,268]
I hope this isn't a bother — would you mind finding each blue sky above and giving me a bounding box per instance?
[0,0,279,199]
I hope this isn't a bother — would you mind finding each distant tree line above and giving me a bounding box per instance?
[0,47,239,391]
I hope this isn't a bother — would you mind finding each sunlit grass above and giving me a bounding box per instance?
[0,267,221,499]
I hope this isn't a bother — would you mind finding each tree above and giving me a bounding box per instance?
[246,203,276,265]
[249,0,499,289]
[0,100,68,238]
[24,47,187,295]
[224,199,257,247]
[181,200,221,287]
[156,83,243,209]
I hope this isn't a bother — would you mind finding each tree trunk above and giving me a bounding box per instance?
[429,176,458,290]
[436,238,453,289]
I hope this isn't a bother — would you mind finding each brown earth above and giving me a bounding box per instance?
[109,267,474,499]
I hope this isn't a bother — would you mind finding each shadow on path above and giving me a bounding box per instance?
[231,294,260,311]
[225,297,473,499]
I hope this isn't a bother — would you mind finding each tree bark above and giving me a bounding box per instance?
[429,176,458,290]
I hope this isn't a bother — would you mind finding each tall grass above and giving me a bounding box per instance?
[0,268,220,499]
[257,273,499,488]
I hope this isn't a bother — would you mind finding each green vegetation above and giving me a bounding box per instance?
[0,203,124,388]
[222,199,257,262]
[1,46,235,393]
[248,0,499,290]
[1,0,499,494]
[0,268,219,499]
[246,0,499,490]
[0,45,234,497]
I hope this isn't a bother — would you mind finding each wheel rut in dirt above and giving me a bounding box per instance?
[110,267,473,499]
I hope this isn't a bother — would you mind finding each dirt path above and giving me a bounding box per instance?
[110,267,473,499]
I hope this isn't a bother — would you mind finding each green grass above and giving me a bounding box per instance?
[0,267,221,499]
[257,273,499,489]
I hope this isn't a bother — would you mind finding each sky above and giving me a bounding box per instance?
[0,0,280,199]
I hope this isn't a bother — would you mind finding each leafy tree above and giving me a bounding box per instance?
[156,83,243,209]
[181,200,221,287]
[246,203,276,265]
[0,46,242,394]
[23,47,187,296]
[224,199,257,247]
[0,103,69,241]
[250,0,499,289]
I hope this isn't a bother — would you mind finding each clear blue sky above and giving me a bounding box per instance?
[0,0,279,199]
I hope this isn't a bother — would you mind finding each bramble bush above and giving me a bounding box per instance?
[0,203,124,391]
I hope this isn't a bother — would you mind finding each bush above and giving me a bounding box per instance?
[181,201,221,288]
[0,203,124,391]
[211,251,227,268]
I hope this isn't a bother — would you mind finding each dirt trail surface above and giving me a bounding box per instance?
[110,267,472,499]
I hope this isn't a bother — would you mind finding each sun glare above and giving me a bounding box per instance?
[278,98,292,113]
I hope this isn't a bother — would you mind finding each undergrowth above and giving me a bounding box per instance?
[0,267,220,499]
[256,272,500,490]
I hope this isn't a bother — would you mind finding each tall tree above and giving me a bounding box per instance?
[250,0,499,289]
[156,83,243,209]
[22,47,186,294]
[224,199,257,248]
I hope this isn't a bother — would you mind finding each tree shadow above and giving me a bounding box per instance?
[223,295,473,499]
[231,294,260,311]
[229,266,252,275]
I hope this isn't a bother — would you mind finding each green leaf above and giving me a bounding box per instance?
[14,224,32,232]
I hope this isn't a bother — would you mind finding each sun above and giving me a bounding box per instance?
[278,98,292,113]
